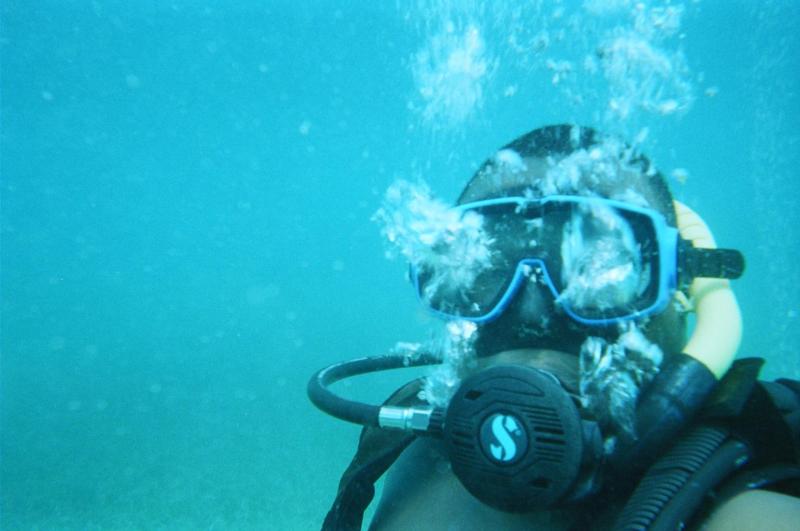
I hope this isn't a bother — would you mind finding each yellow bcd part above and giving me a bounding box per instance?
[674,201,742,378]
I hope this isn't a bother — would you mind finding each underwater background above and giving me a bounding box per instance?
[2,1,798,528]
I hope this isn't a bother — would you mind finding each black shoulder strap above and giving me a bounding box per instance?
[322,379,424,531]
[703,358,800,465]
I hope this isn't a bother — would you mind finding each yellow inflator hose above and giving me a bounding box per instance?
[674,201,742,378]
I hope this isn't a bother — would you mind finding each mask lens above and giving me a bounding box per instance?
[415,201,536,319]
[554,201,659,321]
[414,197,663,323]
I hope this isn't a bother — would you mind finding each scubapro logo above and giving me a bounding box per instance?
[480,413,528,464]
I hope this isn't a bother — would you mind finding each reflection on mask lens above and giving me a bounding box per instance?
[558,203,650,319]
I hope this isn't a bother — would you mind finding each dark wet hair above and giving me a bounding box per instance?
[457,124,677,226]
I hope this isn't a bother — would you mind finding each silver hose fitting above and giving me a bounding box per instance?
[378,405,435,432]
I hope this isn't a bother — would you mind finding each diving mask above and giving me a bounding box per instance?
[411,195,743,326]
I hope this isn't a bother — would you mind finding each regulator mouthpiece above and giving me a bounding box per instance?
[443,365,598,512]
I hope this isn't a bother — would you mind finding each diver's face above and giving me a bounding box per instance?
[421,137,683,350]
[471,191,673,352]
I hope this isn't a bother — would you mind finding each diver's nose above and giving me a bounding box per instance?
[512,276,556,324]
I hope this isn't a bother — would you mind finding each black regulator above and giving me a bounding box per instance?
[308,353,604,512]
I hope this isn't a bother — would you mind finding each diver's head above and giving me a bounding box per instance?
[413,124,686,356]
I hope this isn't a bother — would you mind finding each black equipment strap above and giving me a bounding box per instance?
[321,379,424,531]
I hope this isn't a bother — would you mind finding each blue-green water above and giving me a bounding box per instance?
[2,1,798,529]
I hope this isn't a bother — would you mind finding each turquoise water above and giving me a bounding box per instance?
[2,1,798,529]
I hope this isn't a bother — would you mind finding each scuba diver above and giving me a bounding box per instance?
[309,125,800,530]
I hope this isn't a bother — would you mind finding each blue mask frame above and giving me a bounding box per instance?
[410,195,679,326]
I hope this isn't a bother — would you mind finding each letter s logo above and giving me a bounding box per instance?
[489,414,521,462]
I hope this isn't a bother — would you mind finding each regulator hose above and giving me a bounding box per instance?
[307,351,441,428]
[613,425,750,531]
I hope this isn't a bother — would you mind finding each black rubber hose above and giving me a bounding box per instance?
[613,425,750,531]
[307,352,440,427]
[610,353,718,474]
[650,438,749,530]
